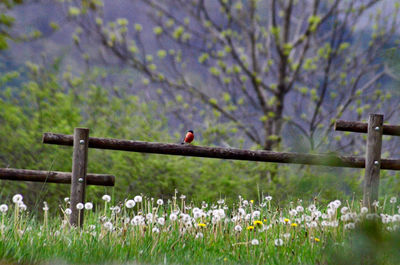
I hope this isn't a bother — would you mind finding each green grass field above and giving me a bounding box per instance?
[1,193,400,265]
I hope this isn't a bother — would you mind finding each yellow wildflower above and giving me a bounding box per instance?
[250,200,254,204]
[284,218,290,223]
[291,223,298,227]
[247,225,255,231]
[198,223,206,228]
[254,220,263,226]
[263,219,267,223]
[314,237,320,242]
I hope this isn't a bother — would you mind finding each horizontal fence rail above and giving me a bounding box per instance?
[335,120,400,136]
[0,168,115,186]
[43,132,400,171]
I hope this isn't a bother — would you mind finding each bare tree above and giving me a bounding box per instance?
[63,0,399,151]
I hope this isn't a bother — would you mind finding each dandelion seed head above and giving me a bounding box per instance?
[217,199,225,205]
[274,238,283,246]
[289,209,297,216]
[102,195,111,202]
[308,204,316,212]
[340,207,349,214]
[64,197,70,202]
[252,210,260,219]
[152,227,160,233]
[104,221,113,231]
[195,232,203,239]
[390,197,397,204]
[157,199,164,206]
[125,200,136,209]
[234,225,242,232]
[65,208,72,215]
[265,196,272,201]
[296,206,304,212]
[76,203,84,210]
[85,202,93,210]
[361,207,368,214]
[12,194,23,204]
[170,213,177,221]
[157,217,165,226]
[251,239,259,245]
[0,204,8,213]
[19,203,27,211]
[283,233,290,239]
[112,206,121,213]
[134,195,143,203]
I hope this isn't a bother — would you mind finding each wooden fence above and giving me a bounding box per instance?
[3,113,399,227]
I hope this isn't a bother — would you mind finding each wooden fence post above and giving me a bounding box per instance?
[70,128,89,227]
[363,114,383,208]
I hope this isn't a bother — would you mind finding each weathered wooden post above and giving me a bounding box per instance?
[363,114,383,208]
[70,128,89,227]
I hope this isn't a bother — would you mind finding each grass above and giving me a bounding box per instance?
[0,193,400,264]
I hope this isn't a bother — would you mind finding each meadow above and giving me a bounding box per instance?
[1,192,400,264]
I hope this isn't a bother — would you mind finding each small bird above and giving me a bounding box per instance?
[181,130,194,144]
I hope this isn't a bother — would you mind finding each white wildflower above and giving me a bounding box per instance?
[289,209,297,216]
[125,200,135,209]
[12,194,23,204]
[157,199,163,206]
[85,202,93,210]
[134,195,143,203]
[170,213,177,221]
[333,200,341,208]
[76,203,84,210]
[65,208,72,215]
[0,204,8,213]
[251,239,259,245]
[195,232,203,239]
[308,204,316,212]
[103,221,113,231]
[252,210,260,219]
[64,197,70,202]
[296,206,304,212]
[275,238,283,246]
[265,196,272,201]
[157,217,165,226]
[340,207,349,215]
[102,195,111,202]
[152,227,160,233]
[234,225,242,232]
[361,207,368,214]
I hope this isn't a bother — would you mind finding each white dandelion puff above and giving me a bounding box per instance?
[103,221,113,231]
[65,208,72,215]
[251,239,259,245]
[102,195,111,202]
[170,213,177,221]
[157,199,164,206]
[275,238,283,246]
[134,196,143,203]
[125,200,136,209]
[361,207,368,214]
[0,204,8,213]
[234,225,242,232]
[12,194,23,204]
[76,203,84,210]
[390,197,397,204]
[85,202,93,210]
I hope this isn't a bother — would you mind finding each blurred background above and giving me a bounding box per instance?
[0,0,399,206]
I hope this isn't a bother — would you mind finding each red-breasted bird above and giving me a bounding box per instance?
[181,130,194,144]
